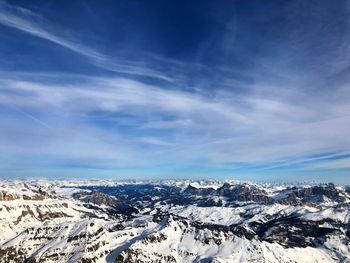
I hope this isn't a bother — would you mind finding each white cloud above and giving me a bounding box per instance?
[306,157,350,170]
[1,74,350,167]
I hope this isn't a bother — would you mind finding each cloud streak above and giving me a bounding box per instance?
[0,1,174,81]
[1,74,350,169]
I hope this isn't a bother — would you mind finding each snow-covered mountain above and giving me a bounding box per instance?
[0,180,349,262]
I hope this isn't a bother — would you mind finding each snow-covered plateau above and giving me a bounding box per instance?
[0,180,349,262]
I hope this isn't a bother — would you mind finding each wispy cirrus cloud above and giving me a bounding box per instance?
[1,75,350,168]
[0,0,174,81]
[0,1,102,59]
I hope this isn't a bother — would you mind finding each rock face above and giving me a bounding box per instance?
[75,190,120,207]
[278,183,346,205]
[0,191,18,201]
[0,185,49,202]
[72,190,138,215]
[0,180,349,263]
[180,182,349,207]
[183,185,216,196]
[217,183,272,203]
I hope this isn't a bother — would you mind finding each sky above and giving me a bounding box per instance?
[0,0,350,183]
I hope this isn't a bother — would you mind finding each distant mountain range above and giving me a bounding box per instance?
[0,180,349,262]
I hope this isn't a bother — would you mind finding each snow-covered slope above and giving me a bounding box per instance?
[0,180,349,262]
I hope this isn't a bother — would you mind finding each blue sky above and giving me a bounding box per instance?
[0,0,350,183]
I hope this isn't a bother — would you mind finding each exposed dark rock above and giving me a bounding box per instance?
[0,191,18,201]
[278,183,346,206]
[184,185,216,196]
[218,183,272,203]
[73,191,138,215]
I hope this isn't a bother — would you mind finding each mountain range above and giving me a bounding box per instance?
[0,180,349,262]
